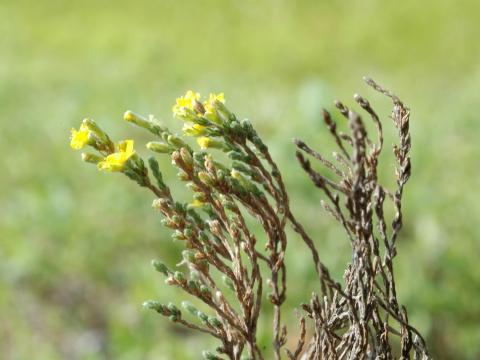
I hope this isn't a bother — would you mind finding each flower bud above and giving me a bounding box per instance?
[186,182,201,192]
[208,220,222,236]
[197,311,209,323]
[193,151,207,164]
[196,137,225,150]
[187,199,205,210]
[230,169,243,180]
[183,227,194,238]
[152,198,169,211]
[172,230,186,241]
[251,135,267,152]
[81,153,103,164]
[151,259,169,276]
[165,276,176,285]
[232,161,251,175]
[161,131,170,142]
[198,171,213,186]
[82,118,112,147]
[216,169,226,182]
[203,244,213,255]
[124,110,151,130]
[180,147,193,169]
[193,99,206,114]
[175,201,187,213]
[174,271,186,283]
[167,134,187,148]
[193,192,206,202]
[143,300,163,313]
[194,252,206,261]
[221,199,236,211]
[229,121,244,136]
[167,303,181,319]
[171,215,182,224]
[183,123,207,139]
[167,302,180,312]
[171,150,181,165]
[182,250,196,263]
[187,280,199,293]
[146,141,171,153]
[177,170,189,181]
[241,119,255,137]
[198,231,209,243]
[215,291,224,302]
[200,285,211,298]
[227,150,250,163]
[208,316,222,327]
[181,301,198,316]
[160,218,176,229]
[231,169,257,192]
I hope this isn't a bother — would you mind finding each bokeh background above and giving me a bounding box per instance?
[1,0,480,359]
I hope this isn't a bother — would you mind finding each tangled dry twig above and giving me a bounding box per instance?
[294,77,429,360]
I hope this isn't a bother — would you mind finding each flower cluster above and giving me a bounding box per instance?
[172,90,228,127]
[69,90,289,359]
[70,119,135,173]
[97,140,135,172]
[172,90,225,123]
[70,91,235,174]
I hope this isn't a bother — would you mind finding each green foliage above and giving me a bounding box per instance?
[1,0,480,359]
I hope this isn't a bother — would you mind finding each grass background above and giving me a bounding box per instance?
[1,0,480,359]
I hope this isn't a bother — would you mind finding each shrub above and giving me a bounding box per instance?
[70,78,430,359]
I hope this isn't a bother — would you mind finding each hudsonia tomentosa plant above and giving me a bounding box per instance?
[70,78,430,359]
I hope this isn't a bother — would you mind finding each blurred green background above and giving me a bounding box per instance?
[1,0,479,359]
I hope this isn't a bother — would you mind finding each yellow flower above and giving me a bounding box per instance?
[70,123,90,150]
[203,93,225,122]
[197,137,212,149]
[182,123,206,136]
[204,93,225,111]
[98,140,135,172]
[196,137,224,150]
[189,199,205,208]
[172,90,201,116]
[208,92,225,104]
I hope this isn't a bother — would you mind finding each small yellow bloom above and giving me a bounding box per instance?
[182,123,206,136]
[204,94,223,112]
[196,137,224,150]
[203,93,225,122]
[172,90,201,116]
[98,140,135,172]
[197,137,212,149]
[70,123,90,150]
[186,90,201,101]
[189,199,205,208]
[208,92,225,104]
